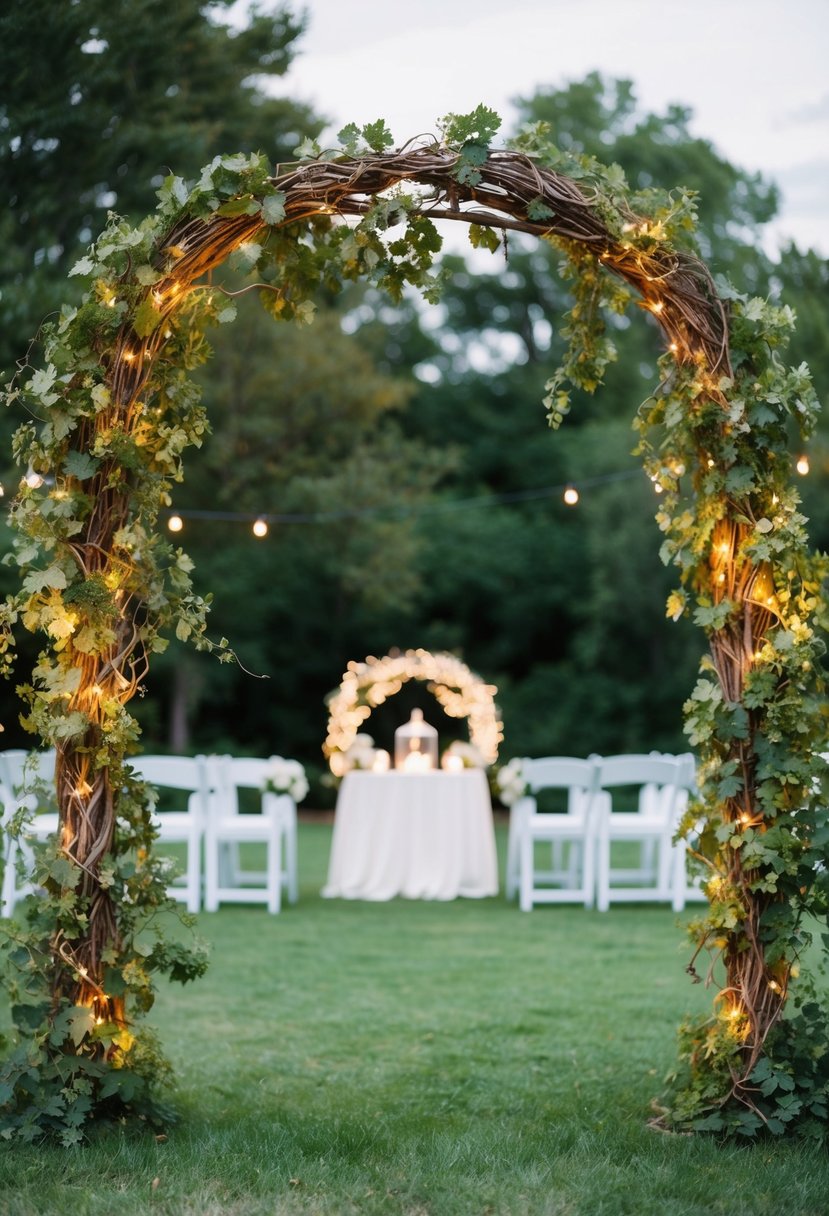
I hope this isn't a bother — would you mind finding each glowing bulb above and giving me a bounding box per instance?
[669,342,679,353]
[796,455,810,476]
[653,481,664,494]
[24,470,44,489]
[707,458,715,468]
[650,300,664,314]
[717,572,726,584]
[563,486,579,506]
[167,515,183,533]
[252,517,268,538]
[718,542,730,555]
[0,482,4,497]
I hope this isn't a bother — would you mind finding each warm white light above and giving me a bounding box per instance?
[442,754,464,773]
[563,486,579,506]
[252,517,268,538]
[372,749,390,773]
[24,470,44,489]
[796,455,810,476]
[167,515,184,533]
[402,750,432,773]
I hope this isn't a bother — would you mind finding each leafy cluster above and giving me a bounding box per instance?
[0,766,208,1144]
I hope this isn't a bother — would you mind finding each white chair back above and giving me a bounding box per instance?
[128,754,209,913]
[203,754,298,913]
[594,753,687,911]
[0,749,59,917]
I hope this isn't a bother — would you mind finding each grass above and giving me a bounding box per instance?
[1,823,828,1216]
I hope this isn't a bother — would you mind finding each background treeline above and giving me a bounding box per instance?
[2,1,827,802]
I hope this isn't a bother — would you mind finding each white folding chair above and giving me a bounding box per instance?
[594,754,687,912]
[506,756,602,911]
[203,755,298,914]
[129,754,209,914]
[1,749,58,917]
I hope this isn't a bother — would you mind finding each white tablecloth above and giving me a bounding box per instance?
[322,770,499,901]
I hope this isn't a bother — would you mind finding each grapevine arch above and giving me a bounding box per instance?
[2,115,827,1141]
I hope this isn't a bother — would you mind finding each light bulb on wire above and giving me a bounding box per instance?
[563,486,579,506]
[252,518,268,538]
[167,515,183,533]
[796,455,810,476]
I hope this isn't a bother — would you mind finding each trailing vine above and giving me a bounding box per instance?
[0,106,826,1141]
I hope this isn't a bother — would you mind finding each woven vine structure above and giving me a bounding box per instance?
[56,145,778,1105]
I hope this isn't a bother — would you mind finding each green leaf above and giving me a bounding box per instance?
[64,450,99,481]
[68,256,95,277]
[262,192,286,225]
[361,120,394,153]
[468,225,500,254]
[22,564,68,594]
[133,297,163,339]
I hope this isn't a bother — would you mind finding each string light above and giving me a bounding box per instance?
[155,449,821,536]
[24,470,44,489]
[796,455,810,476]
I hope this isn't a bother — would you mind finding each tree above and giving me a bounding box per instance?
[0,0,321,379]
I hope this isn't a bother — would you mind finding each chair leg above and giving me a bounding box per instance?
[596,829,610,912]
[267,831,281,915]
[672,840,687,912]
[1,836,18,918]
[519,829,534,912]
[204,832,219,913]
[184,831,201,914]
[582,833,595,909]
[285,818,298,904]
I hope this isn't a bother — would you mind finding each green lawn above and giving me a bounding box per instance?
[1,823,828,1216]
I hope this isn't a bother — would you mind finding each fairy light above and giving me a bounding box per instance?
[24,469,44,489]
[252,517,268,538]
[796,455,810,476]
[167,515,183,533]
[563,486,579,506]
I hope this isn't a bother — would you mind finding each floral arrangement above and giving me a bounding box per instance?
[442,740,486,768]
[261,756,308,803]
[494,758,528,807]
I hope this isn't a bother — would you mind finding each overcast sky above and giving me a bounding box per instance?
[259,0,828,256]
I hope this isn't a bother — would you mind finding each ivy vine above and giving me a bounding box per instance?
[0,108,826,1143]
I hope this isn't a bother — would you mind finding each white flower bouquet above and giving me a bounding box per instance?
[262,756,309,803]
[442,740,486,768]
[495,757,527,806]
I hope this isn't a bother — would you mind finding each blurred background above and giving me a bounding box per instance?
[1,0,827,802]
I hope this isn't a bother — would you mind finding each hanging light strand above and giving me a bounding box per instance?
[162,467,654,531]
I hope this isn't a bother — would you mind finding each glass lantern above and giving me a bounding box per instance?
[394,708,438,772]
